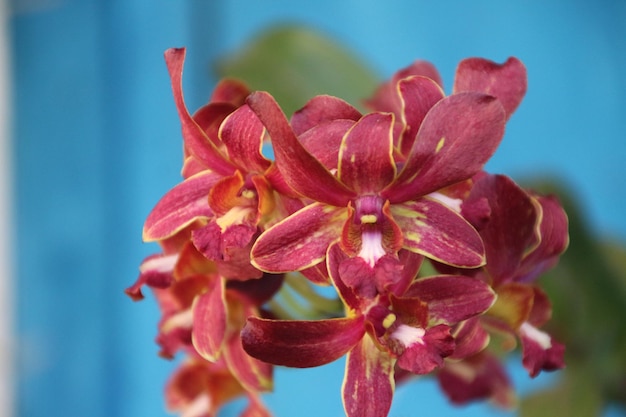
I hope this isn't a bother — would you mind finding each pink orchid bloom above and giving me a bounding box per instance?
[247,77,509,275]
[241,243,496,417]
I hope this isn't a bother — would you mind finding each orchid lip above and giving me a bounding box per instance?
[358,230,386,267]
[391,324,426,348]
[520,322,552,350]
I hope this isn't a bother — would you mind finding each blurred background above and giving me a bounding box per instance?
[4,0,626,416]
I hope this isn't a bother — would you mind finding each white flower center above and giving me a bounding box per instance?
[391,324,426,348]
[520,322,552,350]
[358,230,386,267]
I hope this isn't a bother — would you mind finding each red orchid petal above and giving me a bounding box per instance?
[143,170,220,241]
[384,92,506,202]
[251,203,346,273]
[454,57,527,120]
[223,325,274,392]
[519,322,565,377]
[125,253,177,301]
[337,255,380,300]
[299,119,355,171]
[192,102,236,148]
[437,351,515,408]
[405,275,496,324]
[338,113,396,194]
[327,243,365,311]
[397,76,445,156]
[342,337,395,417]
[300,262,331,285]
[527,286,552,327]
[465,174,537,283]
[226,273,284,306]
[220,105,271,173]
[395,324,454,374]
[241,316,365,368]
[291,95,361,135]
[192,277,227,362]
[517,194,569,282]
[449,317,490,360]
[391,198,485,268]
[164,48,236,176]
[246,91,356,206]
[210,78,250,105]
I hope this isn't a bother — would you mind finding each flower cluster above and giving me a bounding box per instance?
[127,47,569,417]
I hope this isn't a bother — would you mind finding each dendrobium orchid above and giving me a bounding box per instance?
[128,47,569,417]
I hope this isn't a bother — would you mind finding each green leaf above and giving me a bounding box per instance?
[214,25,380,116]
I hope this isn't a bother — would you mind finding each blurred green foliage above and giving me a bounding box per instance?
[214,26,626,416]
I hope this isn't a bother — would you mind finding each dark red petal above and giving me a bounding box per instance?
[164,48,236,175]
[449,317,490,360]
[220,104,271,173]
[519,323,565,378]
[384,93,506,202]
[454,57,527,120]
[405,275,496,324]
[143,170,220,241]
[299,119,355,171]
[338,113,396,193]
[342,337,395,417]
[241,316,365,368]
[291,95,361,135]
[251,203,346,273]
[396,324,454,374]
[391,198,486,268]
[247,91,356,206]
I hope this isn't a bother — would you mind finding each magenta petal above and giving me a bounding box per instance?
[384,93,506,202]
[164,48,236,176]
[125,253,177,301]
[519,323,565,377]
[343,337,395,417]
[224,326,274,392]
[338,113,396,194]
[251,203,346,273]
[220,104,271,173]
[192,277,226,361]
[454,57,527,120]
[241,316,365,368]
[391,198,485,268]
[327,243,364,311]
[396,324,454,374]
[397,76,445,156]
[449,317,490,360]
[405,275,496,324]
[247,91,356,206]
[464,174,537,282]
[291,95,361,135]
[143,171,220,241]
[300,119,355,171]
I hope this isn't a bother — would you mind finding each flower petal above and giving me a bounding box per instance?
[397,75,445,156]
[192,277,227,361]
[338,112,397,194]
[405,275,496,324]
[342,337,395,417]
[241,316,365,368]
[395,324,454,374]
[384,92,506,202]
[454,57,527,120]
[449,317,490,360]
[247,91,356,206]
[164,48,236,176]
[291,95,361,135]
[391,198,485,268]
[220,104,271,173]
[251,203,346,272]
[519,322,565,377]
[143,170,220,241]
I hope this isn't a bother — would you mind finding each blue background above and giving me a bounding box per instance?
[9,1,626,416]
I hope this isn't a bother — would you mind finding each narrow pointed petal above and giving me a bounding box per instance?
[223,326,274,392]
[391,198,485,268]
[397,76,445,156]
[405,275,496,324]
[220,105,271,173]
[247,91,356,206]
[338,113,396,194]
[164,48,236,175]
[291,95,361,135]
[454,57,527,120]
[342,337,395,417]
[251,203,347,273]
[241,316,365,368]
[384,93,506,202]
[192,277,227,361]
[143,171,220,241]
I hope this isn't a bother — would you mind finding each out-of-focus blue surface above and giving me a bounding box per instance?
[10,1,626,416]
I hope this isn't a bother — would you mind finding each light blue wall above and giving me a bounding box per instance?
[10,1,626,416]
